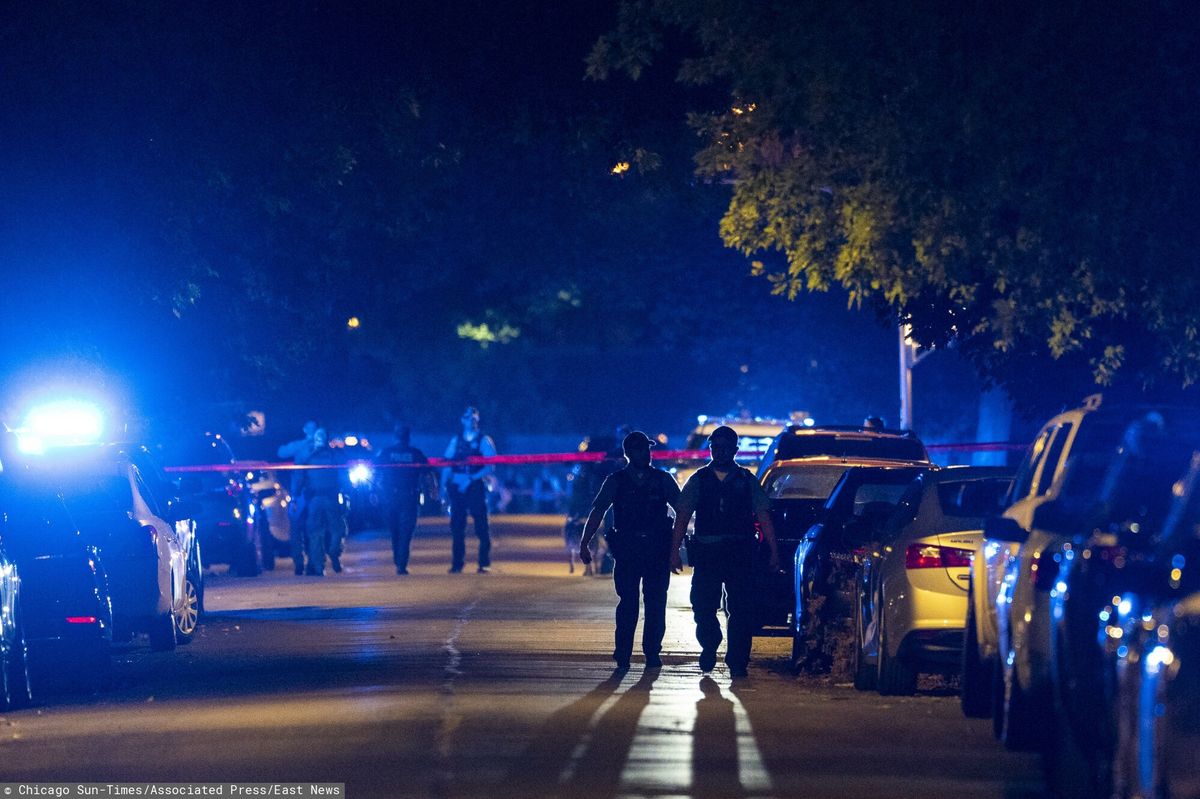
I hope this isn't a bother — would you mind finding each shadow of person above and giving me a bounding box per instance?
[557,667,660,797]
[693,675,744,799]
[505,668,651,798]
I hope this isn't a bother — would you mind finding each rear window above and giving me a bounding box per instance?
[764,465,848,500]
[0,482,80,556]
[938,478,1013,517]
[849,482,913,515]
[776,434,927,462]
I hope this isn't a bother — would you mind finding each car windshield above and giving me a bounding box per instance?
[764,465,848,500]
[776,434,927,462]
[57,473,133,522]
[938,477,1013,517]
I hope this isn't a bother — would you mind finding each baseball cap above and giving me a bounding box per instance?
[622,430,656,453]
[707,425,738,445]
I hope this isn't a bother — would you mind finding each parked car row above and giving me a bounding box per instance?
[0,432,208,704]
[959,394,1200,799]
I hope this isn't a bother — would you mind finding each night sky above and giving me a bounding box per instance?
[0,1,984,446]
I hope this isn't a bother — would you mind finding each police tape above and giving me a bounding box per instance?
[160,441,1026,473]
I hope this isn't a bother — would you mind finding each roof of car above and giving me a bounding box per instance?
[763,455,933,474]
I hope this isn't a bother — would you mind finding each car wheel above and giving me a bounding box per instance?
[961,585,993,718]
[1,596,33,710]
[853,584,876,691]
[148,612,177,652]
[877,612,916,696]
[174,572,201,645]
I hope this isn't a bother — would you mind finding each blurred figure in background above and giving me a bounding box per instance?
[442,406,496,574]
[299,427,346,576]
[277,420,318,575]
[863,415,886,431]
[376,424,437,576]
[564,435,614,575]
[532,466,564,513]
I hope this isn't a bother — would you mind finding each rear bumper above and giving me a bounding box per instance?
[898,628,965,667]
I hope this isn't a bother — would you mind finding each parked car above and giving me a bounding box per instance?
[853,466,1012,694]
[1039,410,1200,798]
[38,445,199,650]
[966,394,1110,746]
[1107,471,1200,799]
[973,395,1194,753]
[791,464,928,671]
[0,476,113,692]
[672,416,789,487]
[757,456,930,637]
[758,425,930,479]
[0,510,32,710]
[161,433,262,576]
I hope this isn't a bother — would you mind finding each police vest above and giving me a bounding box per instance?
[693,465,757,542]
[450,434,484,475]
[611,467,673,537]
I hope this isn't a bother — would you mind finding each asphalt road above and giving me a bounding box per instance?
[0,516,1045,798]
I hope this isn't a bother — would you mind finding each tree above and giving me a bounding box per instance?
[588,0,1200,410]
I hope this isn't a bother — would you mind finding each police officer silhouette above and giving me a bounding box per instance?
[671,425,780,678]
[580,431,681,670]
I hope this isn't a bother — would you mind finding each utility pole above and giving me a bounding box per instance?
[898,323,930,430]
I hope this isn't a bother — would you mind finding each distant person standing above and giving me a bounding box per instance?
[580,431,680,670]
[299,428,346,576]
[277,420,318,575]
[442,407,496,574]
[670,425,780,678]
[376,424,437,575]
[532,466,564,513]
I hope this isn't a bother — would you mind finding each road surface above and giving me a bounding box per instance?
[0,516,1045,798]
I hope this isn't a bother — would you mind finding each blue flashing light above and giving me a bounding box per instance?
[803,417,816,427]
[348,463,373,486]
[16,399,105,452]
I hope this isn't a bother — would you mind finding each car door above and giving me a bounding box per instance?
[127,464,185,615]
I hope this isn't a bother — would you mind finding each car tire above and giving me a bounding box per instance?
[877,613,917,696]
[853,584,876,691]
[148,612,177,652]
[961,585,993,718]
[1,597,33,710]
[174,571,201,645]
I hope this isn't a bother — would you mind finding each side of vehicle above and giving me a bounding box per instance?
[792,465,928,672]
[166,434,259,576]
[1111,590,1200,799]
[0,532,31,710]
[857,467,1012,695]
[0,480,114,693]
[968,398,1100,746]
[55,449,198,650]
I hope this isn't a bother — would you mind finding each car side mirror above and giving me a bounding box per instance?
[984,516,1029,544]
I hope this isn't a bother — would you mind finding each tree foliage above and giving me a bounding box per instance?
[589,0,1200,403]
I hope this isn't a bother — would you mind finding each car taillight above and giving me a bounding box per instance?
[65,616,98,624]
[905,543,973,569]
[1030,549,1061,590]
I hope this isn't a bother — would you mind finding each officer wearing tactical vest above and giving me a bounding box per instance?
[580,430,681,671]
[671,425,780,678]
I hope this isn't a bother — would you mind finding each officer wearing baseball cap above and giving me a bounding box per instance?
[580,430,681,670]
[671,425,780,678]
